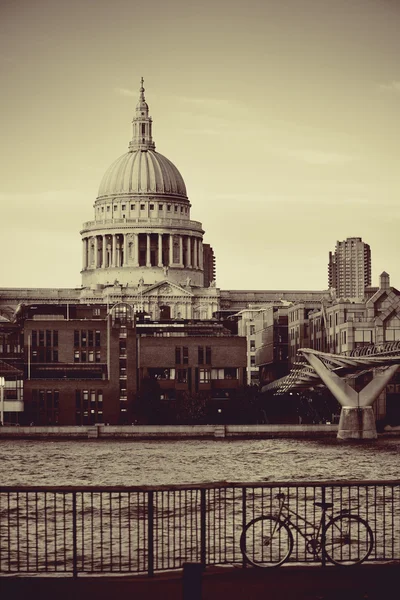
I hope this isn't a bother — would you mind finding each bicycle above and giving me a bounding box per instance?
[240,492,374,567]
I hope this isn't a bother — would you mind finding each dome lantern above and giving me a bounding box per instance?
[128,77,155,152]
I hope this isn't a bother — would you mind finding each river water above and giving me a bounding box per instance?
[1,437,399,486]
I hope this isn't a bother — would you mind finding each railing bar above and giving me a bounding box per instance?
[91,492,94,572]
[147,490,154,577]
[72,492,77,578]
[25,493,29,572]
[392,485,395,558]
[119,492,122,572]
[63,493,66,572]
[242,487,246,569]
[7,493,11,572]
[184,490,187,565]
[81,493,85,571]
[53,493,57,571]
[100,492,103,571]
[44,492,48,572]
[109,492,112,571]
[15,491,20,571]
[383,485,386,558]
[128,492,131,571]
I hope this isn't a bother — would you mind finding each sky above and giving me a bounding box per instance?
[1,0,400,291]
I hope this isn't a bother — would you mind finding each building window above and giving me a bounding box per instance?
[95,350,101,362]
[183,346,189,365]
[211,368,238,380]
[107,206,110,212]
[167,205,171,212]
[140,204,145,210]
[95,331,101,347]
[149,368,175,380]
[88,351,94,362]
[74,331,79,347]
[53,331,58,346]
[131,204,135,210]
[93,308,100,317]
[205,346,211,364]
[39,331,44,347]
[175,346,181,364]
[198,347,204,364]
[74,350,80,363]
[250,325,255,336]
[150,204,154,210]
[176,369,187,383]
[199,368,211,383]
[122,204,126,211]
[88,330,94,347]
[159,204,163,210]
[174,205,178,212]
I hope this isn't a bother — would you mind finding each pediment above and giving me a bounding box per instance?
[141,279,194,297]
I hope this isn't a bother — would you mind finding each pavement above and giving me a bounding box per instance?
[1,562,399,600]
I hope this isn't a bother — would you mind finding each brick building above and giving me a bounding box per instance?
[0,302,246,425]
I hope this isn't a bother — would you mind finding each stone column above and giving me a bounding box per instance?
[123,234,128,266]
[158,234,163,267]
[134,233,139,267]
[112,235,117,267]
[199,240,203,269]
[169,234,173,266]
[193,237,198,269]
[179,235,183,267]
[146,233,151,267]
[187,236,192,268]
[82,238,87,270]
[94,236,99,268]
[102,235,107,268]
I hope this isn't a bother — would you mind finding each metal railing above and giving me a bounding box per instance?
[0,481,399,576]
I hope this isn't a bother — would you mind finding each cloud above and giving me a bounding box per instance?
[183,128,221,136]
[284,149,356,165]
[114,87,136,97]
[378,81,400,93]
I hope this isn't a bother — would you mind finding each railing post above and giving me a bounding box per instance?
[242,487,247,569]
[200,488,206,568]
[321,486,326,567]
[148,491,154,577]
[72,492,78,578]
[183,562,203,600]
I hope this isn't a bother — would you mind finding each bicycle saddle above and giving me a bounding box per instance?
[314,502,333,510]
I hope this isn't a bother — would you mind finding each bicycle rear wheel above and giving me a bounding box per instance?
[323,514,374,566]
[240,516,293,568]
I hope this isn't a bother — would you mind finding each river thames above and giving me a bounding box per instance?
[1,437,399,486]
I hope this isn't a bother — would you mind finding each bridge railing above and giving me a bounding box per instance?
[0,480,399,576]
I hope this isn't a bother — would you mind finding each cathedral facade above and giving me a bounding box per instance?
[79,79,219,320]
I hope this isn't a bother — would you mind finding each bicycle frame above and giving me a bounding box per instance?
[274,496,328,557]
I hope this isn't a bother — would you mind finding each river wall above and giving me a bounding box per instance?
[0,423,339,440]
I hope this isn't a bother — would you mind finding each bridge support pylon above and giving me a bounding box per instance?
[301,350,399,440]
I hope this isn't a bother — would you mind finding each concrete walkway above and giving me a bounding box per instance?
[1,563,399,600]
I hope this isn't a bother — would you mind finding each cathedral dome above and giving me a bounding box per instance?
[98,149,187,199]
[97,78,187,201]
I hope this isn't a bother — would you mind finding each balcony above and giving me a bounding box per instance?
[81,218,204,232]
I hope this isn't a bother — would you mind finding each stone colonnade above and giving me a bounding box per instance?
[82,232,203,271]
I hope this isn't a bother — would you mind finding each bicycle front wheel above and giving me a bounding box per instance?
[240,516,293,568]
[323,514,374,566]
